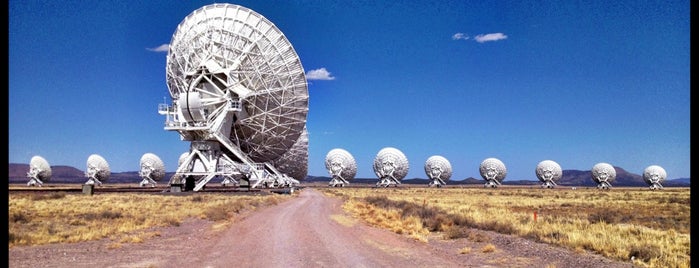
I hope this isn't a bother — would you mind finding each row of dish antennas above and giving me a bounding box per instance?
[325,147,453,188]
[531,161,666,190]
[26,151,299,189]
[25,153,166,187]
[323,149,668,190]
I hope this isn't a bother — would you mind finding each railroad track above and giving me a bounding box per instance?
[7,184,298,195]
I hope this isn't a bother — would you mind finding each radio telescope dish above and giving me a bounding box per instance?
[535,160,562,188]
[178,152,189,166]
[85,154,110,186]
[272,126,308,186]
[159,3,308,191]
[373,147,409,187]
[171,152,191,186]
[27,156,52,187]
[643,165,666,190]
[325,148,357,187]
[139,153,166,187]
[591,163,616,190]
[424,155,452,187]
[480,158,506,188]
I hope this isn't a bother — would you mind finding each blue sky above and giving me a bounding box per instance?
[9,0,690,181]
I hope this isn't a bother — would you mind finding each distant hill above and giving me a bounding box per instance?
[8,163,690,187]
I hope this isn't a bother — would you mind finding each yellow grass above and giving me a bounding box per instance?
[481,243,496,253]
[9,191,291,247]
[320,186,690,268]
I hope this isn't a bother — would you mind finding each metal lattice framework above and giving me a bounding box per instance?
[271,126,308,186]
[325,148,357,187]
[643,165,666,190]
[480,158,507,188]
[424,155,452,187]
[27,156,52,187]
[591,162,616,190]
[85,154,110,186]
[373,147,409,187]
[159,3,308,191]
[139,153,166,187]
[535,160,562,188]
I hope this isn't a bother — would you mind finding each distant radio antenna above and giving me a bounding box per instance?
[325,148,357,187]
[85,154,110,186]
[591,163,615,189]
[139,153,166,187]
[643,165,666,190]
[480,158,506,188]
[27,156,52,187]
[373,147,409,187]
[178,152,189,167]
[535,160,561,188]
[424,155,452,187]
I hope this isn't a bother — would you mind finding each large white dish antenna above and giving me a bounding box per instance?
[643,165,666,190]
[160,3,308,191]
[85,154,110,186]
[591,162,616,189]
[325,148,357,187]
[424,155,452,187]
[480,158,507,188]
[27,156,52,186]
[373,147,409,187]
[139,153,166,187]
[535,160,562,188]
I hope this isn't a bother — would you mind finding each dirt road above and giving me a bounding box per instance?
[9,188,635,268]
[162,188,463,268]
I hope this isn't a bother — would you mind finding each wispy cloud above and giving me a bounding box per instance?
[453,32,508,43]
[306,68,336,80]
[146,44,169,52]
[452,33,469,41]
[474,33,508,43]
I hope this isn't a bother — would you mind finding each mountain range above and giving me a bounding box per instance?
[8,163,690,187]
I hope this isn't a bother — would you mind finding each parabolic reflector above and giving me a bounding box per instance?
[373,147,409,187]
[165,3,308,163]
[85,154,110,185]
[26,156,52,186]
[591,162,615,189]
[272,126,308,181]
[325,148,358,183]
[424,155,452,181]
[480,157,506,188]
[29,156,52,182]
[643,165,666,190]
[140,153,166,182]
[535,160,561,188]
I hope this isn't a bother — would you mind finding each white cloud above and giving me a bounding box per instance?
[452,33,469,40]
[306,68,335,80]
[474,33,508,43]
[146,44,169,52]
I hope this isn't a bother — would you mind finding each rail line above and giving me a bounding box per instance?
[7,183,299,195]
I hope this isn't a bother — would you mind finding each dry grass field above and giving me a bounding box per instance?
[319,186,690,268]
[8,186,292,249]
